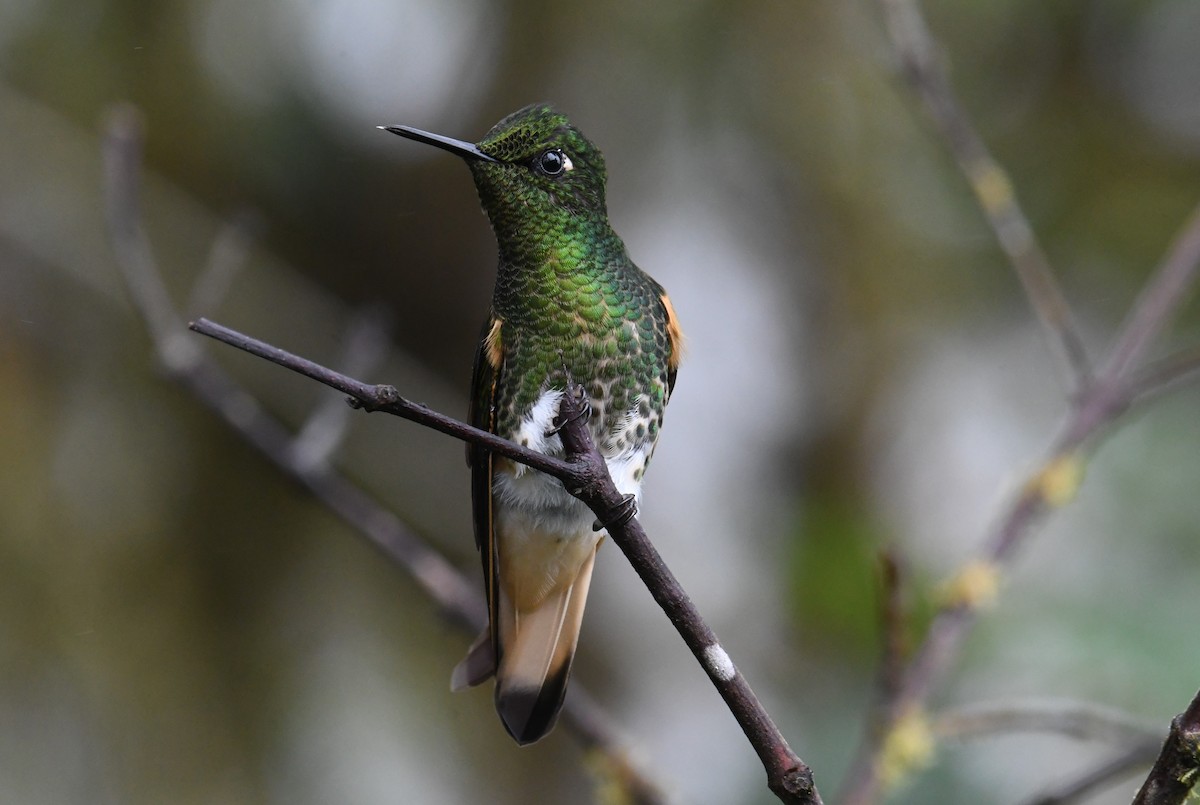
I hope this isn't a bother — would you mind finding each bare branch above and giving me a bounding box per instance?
[186,208,258,319]
[835,266,1194,804]
[958,702,1165,804]
[877,0,1093,393]
[110,97,828,805]
[1103,203,1200,382]
[291,305,394,471]
[1132,688,1200,805]
[103,104,197,367]
[935,699,1160,746]
[103,104,669,805]
[192,316,823,805]
[551,389,822,804]
[840,471,1064,803]
[1126,345,1200,406]
[1021,743,1161,805]
[189,317,578,479]
[876,551,907,706]
[840,6,1200,802]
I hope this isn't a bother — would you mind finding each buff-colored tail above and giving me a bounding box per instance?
[486,545,597,745]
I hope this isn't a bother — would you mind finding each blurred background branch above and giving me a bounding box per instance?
[1131,688,1200,805]
[934,699,1161,746]
[877,0,1093,395]
[839,1,1200,803]
[1022,744,1165,805]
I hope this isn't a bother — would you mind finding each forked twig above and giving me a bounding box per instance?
[877,0,1093,394]
[840,2,1200,802]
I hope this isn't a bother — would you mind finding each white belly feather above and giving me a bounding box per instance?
[493,389,652,607]
[497,388,650,504]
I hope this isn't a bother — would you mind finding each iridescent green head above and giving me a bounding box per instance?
[381,104,609,225]
[472,104,607,218]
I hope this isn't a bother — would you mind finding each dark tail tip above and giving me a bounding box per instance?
[495,667,570,746]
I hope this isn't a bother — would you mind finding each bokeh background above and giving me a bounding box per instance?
[3,1,1200,803]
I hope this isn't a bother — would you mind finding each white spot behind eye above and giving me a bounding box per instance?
[562,154,574,171]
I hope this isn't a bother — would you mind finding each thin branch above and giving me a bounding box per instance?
[950,701,1168,805]
[191,317,823,805]
[837,205,1200,804]
[1103,205,1200,382]
[877,0,1093,394]
[103,104,194,362]
[939,700,1167,805]
[841,4,1200,799]
[102,104,669,805]
[189,317,577,479]
[1022,742,1162,805]
[1125,345,1200,406]
[839,472,1059,803]
[549,387,822,805]
[1132,688,1200,805]
[876,551,907,706]
[186,208,258,319]
[291,305,393,471]
[934,700,1161,746]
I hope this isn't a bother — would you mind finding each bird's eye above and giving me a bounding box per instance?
[536,149,571,176]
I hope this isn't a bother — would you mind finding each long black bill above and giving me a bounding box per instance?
[378,125,499,163]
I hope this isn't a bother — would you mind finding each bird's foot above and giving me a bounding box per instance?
[546,386,591,437]
[592,494,638,532]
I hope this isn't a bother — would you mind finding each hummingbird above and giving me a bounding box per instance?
[380,104,682,745]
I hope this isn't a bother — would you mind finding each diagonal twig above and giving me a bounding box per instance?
[878,0,1093,394]
[291,305,394,471]
[841,3,1200,801]
[839,197,1200,805]
[938,700,1165,805]
[188,317,577,477]
[934,699,1161,746]
[102,103,669,805]
[1102,205,1200,382]
[840,195,1200,802]
[185,208,258,320]
[1125,345,1200,406]
[1021,742,1163,805]
[189,317,824,805]
[1132,688,1200,805]
[875,551,908,708]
